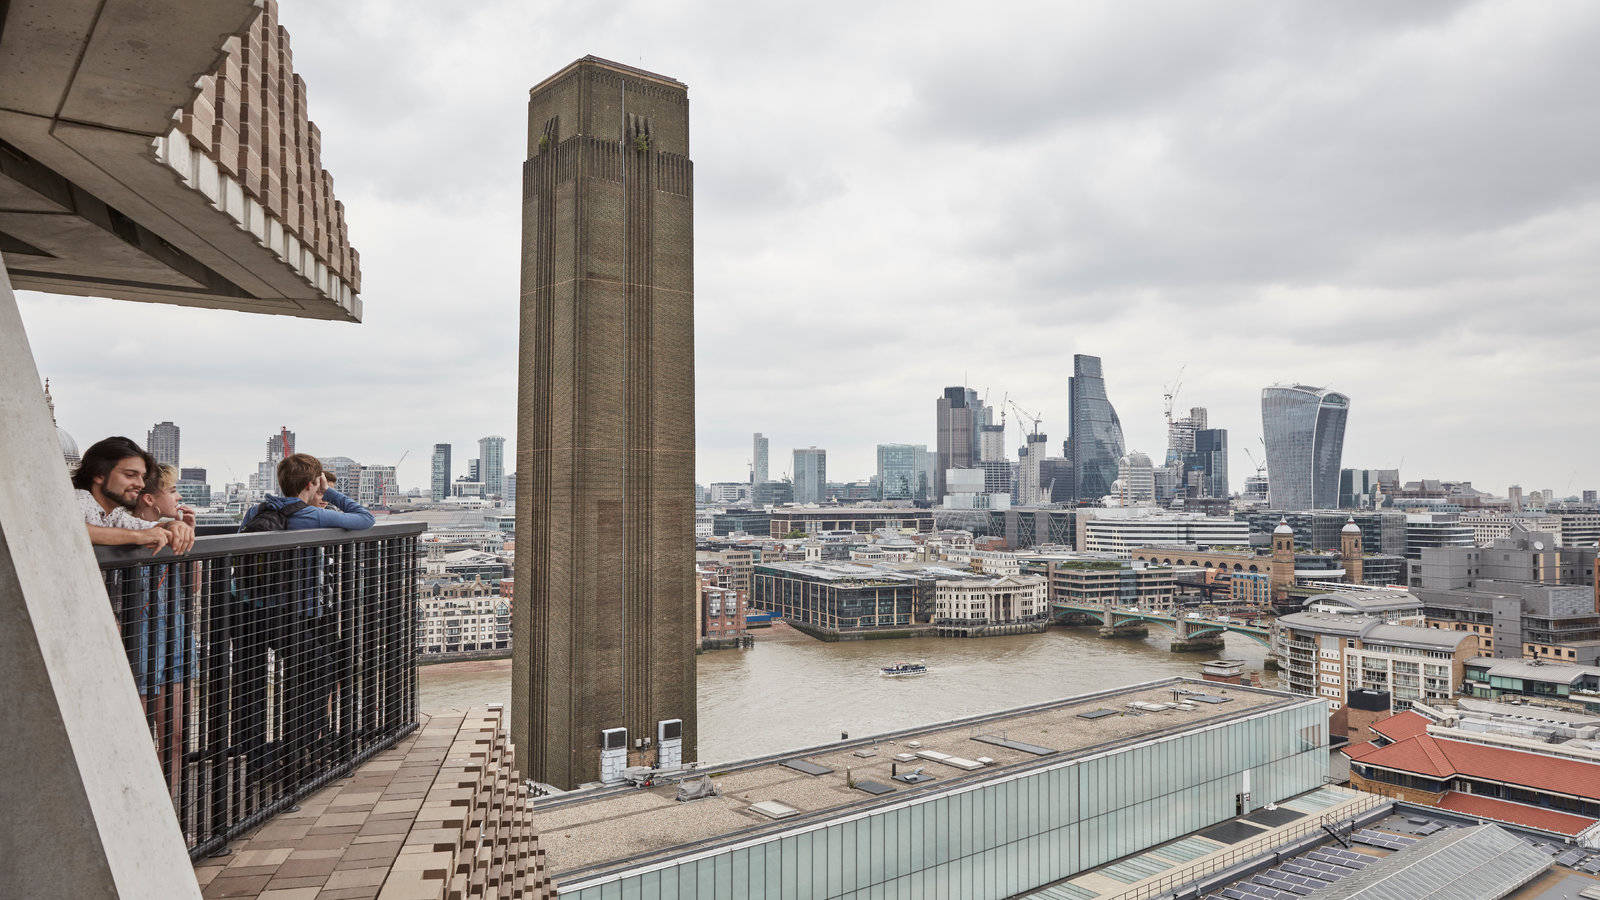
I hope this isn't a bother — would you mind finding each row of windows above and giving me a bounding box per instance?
[564,705,1328,900]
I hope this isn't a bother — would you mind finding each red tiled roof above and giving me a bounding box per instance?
[1434,791,1598,836]
[1369,710,1431,742]
[1355,733,1600,801]
[1341,741,1383,760]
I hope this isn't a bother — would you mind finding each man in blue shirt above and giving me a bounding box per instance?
[242,453,374,531]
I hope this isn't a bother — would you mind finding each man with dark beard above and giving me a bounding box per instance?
[72,436,194,553]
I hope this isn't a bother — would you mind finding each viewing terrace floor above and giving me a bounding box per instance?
[195,709,550,900]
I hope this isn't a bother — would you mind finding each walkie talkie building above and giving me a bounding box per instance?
[1261,385,1349,510]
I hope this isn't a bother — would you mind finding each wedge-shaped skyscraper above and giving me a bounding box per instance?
[514,57,696,789]
[1067,354,1125,502]
[1262,384,1349,510]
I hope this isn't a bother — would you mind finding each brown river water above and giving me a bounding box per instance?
[419,623,1275,763]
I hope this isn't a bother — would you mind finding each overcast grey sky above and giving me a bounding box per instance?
[17,0,1600,496]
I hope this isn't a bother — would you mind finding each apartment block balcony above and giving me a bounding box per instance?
[96,522,423,859]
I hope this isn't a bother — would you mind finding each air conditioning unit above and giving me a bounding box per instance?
[600,727,628,785]
[658,719,684,769]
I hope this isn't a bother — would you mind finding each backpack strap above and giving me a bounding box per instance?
[281,500,308,517]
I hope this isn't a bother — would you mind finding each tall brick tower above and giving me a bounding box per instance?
[1341,518,1364,585]
[513,57,696,789]
[1270,518,1296,604]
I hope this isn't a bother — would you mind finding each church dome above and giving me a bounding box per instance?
[59,427,80,466]
[1274,518,1294,535]
[1342,518,1361,534]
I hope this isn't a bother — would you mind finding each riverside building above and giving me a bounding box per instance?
[529,679,1331,899]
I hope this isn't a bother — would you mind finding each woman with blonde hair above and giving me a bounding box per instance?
[130,463,197,803]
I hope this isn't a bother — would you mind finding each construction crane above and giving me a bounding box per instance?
[1161,364,1187,428]
[1008,399,1043,438]
[1242,446,1266,478]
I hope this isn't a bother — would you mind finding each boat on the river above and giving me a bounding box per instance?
[880,662,928,677]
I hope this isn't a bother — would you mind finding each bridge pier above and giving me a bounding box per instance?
[1169,635,1225,653]
[1098,624,1150,639]
[1262,656,1281,671]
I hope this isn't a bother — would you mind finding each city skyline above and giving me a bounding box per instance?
[14,0,1600,497]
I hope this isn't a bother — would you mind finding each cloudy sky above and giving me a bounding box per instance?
[16,0,1600,496]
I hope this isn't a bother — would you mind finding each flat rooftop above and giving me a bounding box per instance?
[530,678,1301,885]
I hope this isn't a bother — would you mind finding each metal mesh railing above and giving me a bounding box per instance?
[95,522,422,859]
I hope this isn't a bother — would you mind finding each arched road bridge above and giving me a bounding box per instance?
[1052,601,1273,652]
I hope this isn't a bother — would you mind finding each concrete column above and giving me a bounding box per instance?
[0,257,201,898]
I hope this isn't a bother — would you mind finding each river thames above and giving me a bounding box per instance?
[420,623,1276,763]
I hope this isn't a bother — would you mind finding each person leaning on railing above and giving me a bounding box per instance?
[240,453,374,532]
[131,463,199,800]
[71,436,196,554]
[236,453,373,783]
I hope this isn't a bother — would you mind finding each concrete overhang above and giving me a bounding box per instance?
[0,0,362,320]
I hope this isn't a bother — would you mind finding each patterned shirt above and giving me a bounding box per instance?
[76,489,157,530]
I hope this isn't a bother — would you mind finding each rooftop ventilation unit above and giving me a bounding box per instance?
[749,800,799,819]
[600,727,628,785]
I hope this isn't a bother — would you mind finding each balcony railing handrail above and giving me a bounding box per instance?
[95,520,421,860]
[94,520,426,566]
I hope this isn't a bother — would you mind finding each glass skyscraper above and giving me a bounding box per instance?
[793,447,827,503]
[1261,385,1349,510]
[752,433,768,484]
[478,435,505,499]
[1185,428,1229,499]
[876,443,929,501]
[1067,354,1124,502]
[431,443,451,501]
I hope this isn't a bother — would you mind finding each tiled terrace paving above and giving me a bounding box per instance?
[195,708,552,900]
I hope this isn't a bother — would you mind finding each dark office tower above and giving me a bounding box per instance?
[935,386,989,499]
[1262,384,1348,510]
[146,421,179,468]
[515,57,696,789]
[430,443,451,502]
[1185,428,1229,499]
[1066,355,1124,502]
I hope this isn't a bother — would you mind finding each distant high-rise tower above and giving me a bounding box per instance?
[1185,428,1228,499]
[431,443,452,501]
[877,443,927,501]
[1017,432,1049,506]
[256,428,295,493]
[1067,355,1124,502]
[146,421,179,468]
[515,57,696,789]
[1261,385,1348,510]
[1508,485,1523,513]
[479,435,505,498]
[794,447,827,503]
[752,433,768,485]
[1165,407,1206,467]
[1116,451,1155,505]
[935,386,989,499]
[268,428,295,460]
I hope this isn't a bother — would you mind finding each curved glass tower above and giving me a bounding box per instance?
[1261,385,1349,510]
[1067,354,1125,502]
